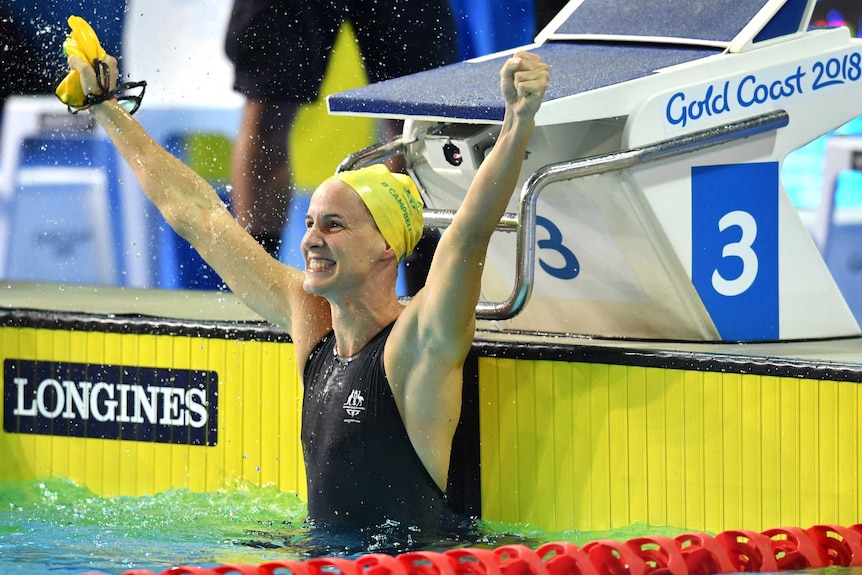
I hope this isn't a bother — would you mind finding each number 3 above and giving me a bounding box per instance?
[711,210,758,296]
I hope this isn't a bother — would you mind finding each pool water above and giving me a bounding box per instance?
[0,478,696,575]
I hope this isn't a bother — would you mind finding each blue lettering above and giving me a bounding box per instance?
[666,92,687,127]
[713,81,731,115]
[665,81,732,128]
[788,66,806,93]
[738,67,806,108]
[737,75,761,108]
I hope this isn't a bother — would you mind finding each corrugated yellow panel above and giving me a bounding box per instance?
[478,356,862,534]
[259,343,280,487]
[818,378,839,522]
[663,369,686,529]
[550,361,575,529]
[587,363,611,529]
[682,370,704,530]
[496,358,521,524]
[720,371,743,528]
[702,371,724,529]
[241,340,263,484]
[798,374,820,528]
[278,343,305,497]
[1,330,19,480]
[739,374,762,529]
[837,380,858,527]
[644,367,668,526]
[624,366,648,526]
[759,376,781,527]
[778,372,800,528]
[570,362,594,527]
[607,364,631,528]
[528,361,556,527]
[477,357,502,521]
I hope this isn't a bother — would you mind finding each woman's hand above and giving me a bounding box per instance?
[500,51,550,120]
[66,53,119,104]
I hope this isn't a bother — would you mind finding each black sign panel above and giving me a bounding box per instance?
[3,359,218,446]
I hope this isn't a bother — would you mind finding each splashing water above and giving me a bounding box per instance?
[0,477,693,575]
[0,478,309,574]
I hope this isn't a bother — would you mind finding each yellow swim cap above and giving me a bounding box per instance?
[328,164,424,261]
[55,16,107,109]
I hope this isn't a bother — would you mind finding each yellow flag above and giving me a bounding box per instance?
[55,16,107,109]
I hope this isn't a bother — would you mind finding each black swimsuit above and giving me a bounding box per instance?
[301,323,444,530]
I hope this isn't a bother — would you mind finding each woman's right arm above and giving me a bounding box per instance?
[69,55,331,350]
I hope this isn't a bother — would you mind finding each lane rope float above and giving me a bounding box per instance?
[78,522,862,575]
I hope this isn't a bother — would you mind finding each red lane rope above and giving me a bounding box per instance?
[80,523,862,575]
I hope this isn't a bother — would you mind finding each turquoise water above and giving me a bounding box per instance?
[0,478,696,575]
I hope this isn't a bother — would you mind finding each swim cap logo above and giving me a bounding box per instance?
[382,181,417,237]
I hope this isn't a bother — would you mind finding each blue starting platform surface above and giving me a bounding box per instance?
[551,0,773,43]
[328,42,723,122]
[327,0,811,122]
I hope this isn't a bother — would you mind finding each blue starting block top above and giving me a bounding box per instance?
[327,0,814,122]
[552,0,772,44]
[327,42,721,122]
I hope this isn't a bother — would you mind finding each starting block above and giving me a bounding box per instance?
[329,0,862,342]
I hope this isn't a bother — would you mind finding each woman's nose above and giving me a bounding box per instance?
[301,225,323,250]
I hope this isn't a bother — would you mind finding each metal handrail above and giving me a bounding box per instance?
[336,135,411,174]
[337,109,789,319]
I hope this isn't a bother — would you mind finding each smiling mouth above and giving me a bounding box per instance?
[306,259,334,272]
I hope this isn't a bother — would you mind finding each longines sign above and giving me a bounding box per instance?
[3,359,218,446]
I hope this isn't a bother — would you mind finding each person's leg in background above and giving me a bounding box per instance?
[225,0,342,259]
[231,99,298,257]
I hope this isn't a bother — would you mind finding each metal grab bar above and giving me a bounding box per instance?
[336,110,789,319]
[336,135,411,173]
[483,109,789,320]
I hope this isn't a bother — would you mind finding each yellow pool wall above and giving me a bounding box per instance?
[3,318,861,536]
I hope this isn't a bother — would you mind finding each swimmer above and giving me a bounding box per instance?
[65,34,549,531]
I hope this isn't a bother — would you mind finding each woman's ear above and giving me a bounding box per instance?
[381,240,398,262]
